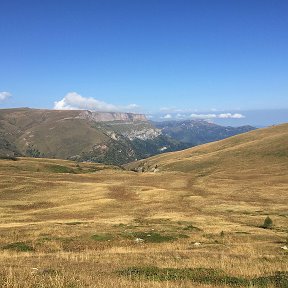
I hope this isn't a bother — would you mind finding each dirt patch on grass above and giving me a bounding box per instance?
[11,201,56,210]
[108,186,138,201]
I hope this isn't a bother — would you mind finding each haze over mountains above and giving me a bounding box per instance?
[0,108,256,165]
[154,120,254,147]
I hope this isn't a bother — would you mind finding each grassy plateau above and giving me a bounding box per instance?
[0,124,287,287]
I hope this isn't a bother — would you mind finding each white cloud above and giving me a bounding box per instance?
[190,113,245,119]
[0,91,11,101]
[190,113,217,119]
[54,92,139,112]
[161,114,172,119]
[160,107,178,112]
[176,113,186,119]
[126,103,140,109]
[160,107,186,113]
[218,113,245,119]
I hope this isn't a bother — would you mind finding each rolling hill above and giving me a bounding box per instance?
[127,123,288,175]
[0,108,256,166]
[0,123,287,287]
[0,108,185,165]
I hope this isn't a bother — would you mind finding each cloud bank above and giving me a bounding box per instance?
[161,114,172,119]
[0,91,11,101]
[54,92,139,112]
[190,113,245,119]
[159,108,245,120]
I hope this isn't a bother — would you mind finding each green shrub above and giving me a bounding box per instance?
[130,232,176,243]
[119,266,288,287]
[2,242,34,252]
[252,271,288,287]
[91,234,113,241]
[47,164,75,174]
[261,216,273,229]
[119,267,248,285]
[0,155,18,161]
[26,147,41,158]
[177,234,190,239]
[183,225,201,231]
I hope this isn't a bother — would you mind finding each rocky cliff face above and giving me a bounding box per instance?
[0,108,256,165]
[78,110,147,122]
[0,108,182,165]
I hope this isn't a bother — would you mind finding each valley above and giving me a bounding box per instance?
[2,1,287,287]
[155,120,255,146]
[0,124,287,287]
[0,108,255,165]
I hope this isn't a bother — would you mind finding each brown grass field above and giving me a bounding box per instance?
[0,124,287,287]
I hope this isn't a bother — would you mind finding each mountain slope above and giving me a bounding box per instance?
[154,120,255,146]
[0,108,185,164]
[0,125,287,287]
[126,123,288,175]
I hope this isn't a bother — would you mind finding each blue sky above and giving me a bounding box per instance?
[0,0,287,125]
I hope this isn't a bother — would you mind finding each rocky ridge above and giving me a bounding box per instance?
[78,110,147,122]
[0,108,182,164]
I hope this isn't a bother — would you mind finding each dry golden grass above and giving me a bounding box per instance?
[0,124,287,287]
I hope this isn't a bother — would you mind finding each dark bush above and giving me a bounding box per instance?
[261,216,273,229]
[2,242,34,252]
[0,155,18,161]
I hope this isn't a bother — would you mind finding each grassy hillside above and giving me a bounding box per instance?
[0,108,108,157]
[0,124,287,287]
[0,108,184,165]
[127,123,288,174]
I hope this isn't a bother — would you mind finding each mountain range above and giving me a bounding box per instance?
[0,108,255,165]
[154,120,255,146]
[0,121,287,287]
[126,123,288,174]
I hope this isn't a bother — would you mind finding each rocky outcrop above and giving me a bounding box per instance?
[0,108,183,165]
[0,108,257,166]
[122,128,161,140]
[78,111,147,122]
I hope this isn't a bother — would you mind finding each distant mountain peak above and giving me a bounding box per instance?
[0,108,256,165]
[78,110,147,122]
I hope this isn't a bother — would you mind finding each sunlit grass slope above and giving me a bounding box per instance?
[0,124,287,287]
[126,123,288,174]
[126,124,288,231]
